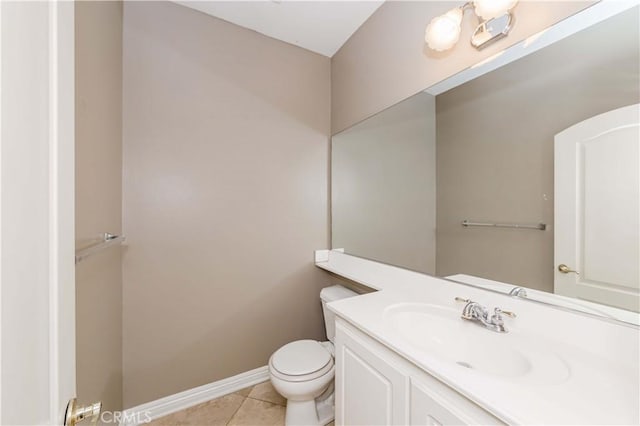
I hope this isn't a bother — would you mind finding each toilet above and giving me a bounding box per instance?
[269,285,358,426]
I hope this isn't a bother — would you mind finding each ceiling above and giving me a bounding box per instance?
[173,1,384,57]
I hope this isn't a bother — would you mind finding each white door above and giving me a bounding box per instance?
[0,1,76,424]
[554,103,640,312]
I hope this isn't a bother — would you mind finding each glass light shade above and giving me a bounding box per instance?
[424,8,463,52]
[473,0,518,20]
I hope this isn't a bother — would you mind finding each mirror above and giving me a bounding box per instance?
[331,4,640,324]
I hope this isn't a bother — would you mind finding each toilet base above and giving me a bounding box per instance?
[285,400,318,426]
[284,389,334,426]
[315,388,335,425]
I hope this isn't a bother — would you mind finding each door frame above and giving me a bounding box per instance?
[0,1,75,424]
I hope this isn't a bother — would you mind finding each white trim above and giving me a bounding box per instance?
[0,1,3,421]
[49,2,75,423]
[0,2,74,423]
[48,1,61,421]
[120,366,270,426]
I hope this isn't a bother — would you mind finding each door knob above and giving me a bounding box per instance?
[558,264,579,275]
[64,398,102,426]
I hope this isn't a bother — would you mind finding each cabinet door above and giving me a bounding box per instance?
[409,380,502,426]
[335,320,408,425]
[410,381,467,426]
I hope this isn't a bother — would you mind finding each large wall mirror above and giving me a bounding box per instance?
[331,3,640,325]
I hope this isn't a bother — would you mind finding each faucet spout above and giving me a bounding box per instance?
[509,286,528,298]
[456,298,515,333]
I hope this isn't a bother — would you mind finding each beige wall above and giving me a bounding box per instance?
[122,1,331,407]
[332,92,436,274]
[331,1,594,134]
[436,8,640,292]
[75,1,124,413]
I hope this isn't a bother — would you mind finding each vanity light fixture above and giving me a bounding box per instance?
[425,0,518,51]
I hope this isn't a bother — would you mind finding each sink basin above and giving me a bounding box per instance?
[384,303,570,384]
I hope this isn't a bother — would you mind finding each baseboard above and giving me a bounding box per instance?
[120,366,270,425]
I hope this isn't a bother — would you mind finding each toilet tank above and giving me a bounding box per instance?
[320,285,358,342]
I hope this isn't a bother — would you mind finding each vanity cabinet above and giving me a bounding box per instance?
[334,318,503,426]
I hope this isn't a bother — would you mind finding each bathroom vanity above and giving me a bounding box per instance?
[335,319,502,425]
[316,250,640,425]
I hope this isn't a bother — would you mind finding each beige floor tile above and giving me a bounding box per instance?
[227,398,285,426]
[235,386,254,398]
[247,381,286,406]
[148,393,245,426]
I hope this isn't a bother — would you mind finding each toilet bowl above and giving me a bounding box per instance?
[268,285,357,426]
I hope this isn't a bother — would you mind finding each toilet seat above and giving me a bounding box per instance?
[269,340,333,382]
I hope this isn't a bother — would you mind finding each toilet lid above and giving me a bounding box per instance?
[271,340,332,376]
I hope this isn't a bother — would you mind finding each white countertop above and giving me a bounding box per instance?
[315,250,640,425]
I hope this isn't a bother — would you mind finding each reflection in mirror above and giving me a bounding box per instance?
[333,93,437,274]
[331,5,640,324]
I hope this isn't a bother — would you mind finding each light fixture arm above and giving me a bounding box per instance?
[460,2,474,13]
[424,1,518,52]
[471,12,515,50]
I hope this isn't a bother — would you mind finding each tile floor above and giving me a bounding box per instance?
[148,381,335,426]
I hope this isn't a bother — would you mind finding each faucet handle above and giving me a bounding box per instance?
[494,307,516,318]
[454,297,471,303]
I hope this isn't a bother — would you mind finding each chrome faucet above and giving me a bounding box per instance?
[508,286,527,298]
[455,297,516,333]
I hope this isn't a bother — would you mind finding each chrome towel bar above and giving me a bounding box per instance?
[75,232,126,264]
[462,220,546,231]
